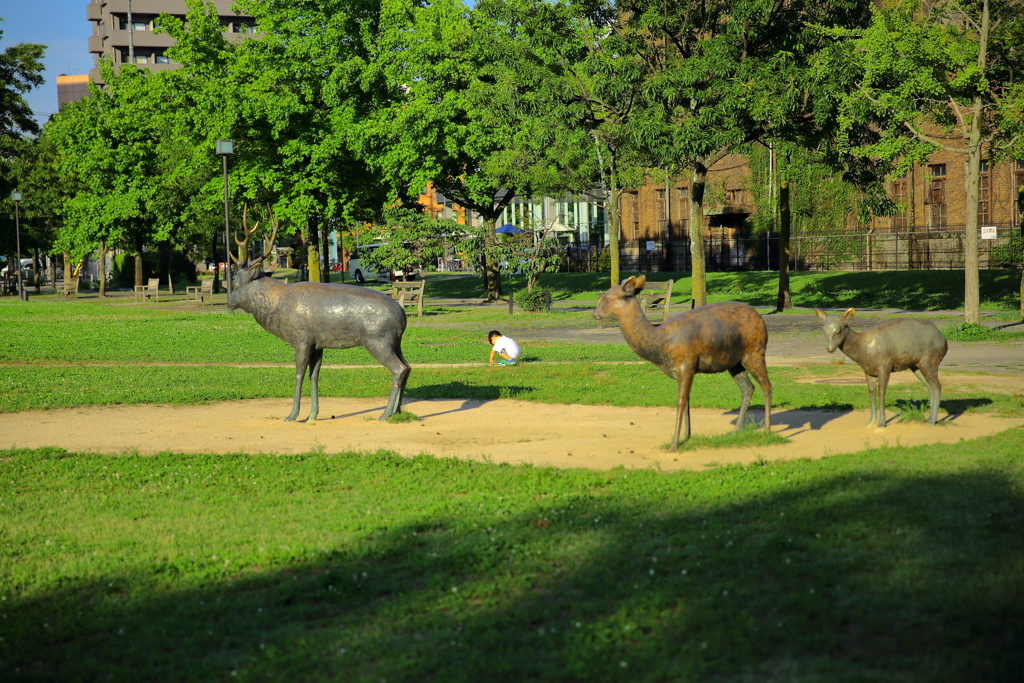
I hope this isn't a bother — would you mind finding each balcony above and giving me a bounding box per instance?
[104,29,175,49]
[87,35,105,54]
[86,3,103,21]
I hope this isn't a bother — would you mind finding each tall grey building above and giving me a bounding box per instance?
[85,0,255,85]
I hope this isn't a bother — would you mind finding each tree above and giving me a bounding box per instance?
[833,0,1024,323]
[0,22,45,275]
[361,0,583,301]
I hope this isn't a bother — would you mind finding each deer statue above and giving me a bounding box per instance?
[815,309,947,427]
[228,206,411,422]
[594,275,772,451]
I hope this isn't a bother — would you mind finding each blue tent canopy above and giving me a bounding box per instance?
[495,223,523,234]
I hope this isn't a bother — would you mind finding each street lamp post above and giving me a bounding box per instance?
[215,139,234,301]
[11,190,25,301]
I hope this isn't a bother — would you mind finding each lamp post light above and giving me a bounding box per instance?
[11,190,25,301]
[215,139,234,300]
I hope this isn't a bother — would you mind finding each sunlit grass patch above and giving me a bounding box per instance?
[387,410,420,424]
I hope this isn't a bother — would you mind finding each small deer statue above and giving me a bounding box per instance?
[594,275,772,451]
[228,206,411,422]
[815,309,947,427]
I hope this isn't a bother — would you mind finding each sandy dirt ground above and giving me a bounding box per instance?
[2,392,1021,471]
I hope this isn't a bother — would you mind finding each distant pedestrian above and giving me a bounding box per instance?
[487,330,520,366]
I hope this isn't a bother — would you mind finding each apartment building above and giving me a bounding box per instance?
[85,0,255,85]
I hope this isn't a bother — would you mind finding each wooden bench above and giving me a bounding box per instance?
[134,277,161,303]
[62,277,80,298]
[390,280,425,317]
[637,278,674,324]
[186,279,215,305]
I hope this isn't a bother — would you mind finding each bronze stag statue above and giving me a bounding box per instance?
[228,207,411,422]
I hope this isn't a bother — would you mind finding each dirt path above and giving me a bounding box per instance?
[2,397,1019,471]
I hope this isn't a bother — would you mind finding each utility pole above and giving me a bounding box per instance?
[127,0,135,64]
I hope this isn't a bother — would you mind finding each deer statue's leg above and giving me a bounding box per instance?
[729,366,755,432]
[306,348,324,422]
[365,340,412,420]
[743,357,773,431]
[875,368,891,428]
[913,366,942,425]
[286,344,312,422]
[864,373,877,427]
[670,366,695,452]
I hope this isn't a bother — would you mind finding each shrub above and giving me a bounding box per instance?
[515,286,551,312]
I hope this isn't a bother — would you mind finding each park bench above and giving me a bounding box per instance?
[62,277,80,298]
[186,278,215,305]
[637,278,674,324]
[390,280,425,317]
[134,277,161,303]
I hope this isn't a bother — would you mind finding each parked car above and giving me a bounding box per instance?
[0,258,33,277]
[348,243,388,284]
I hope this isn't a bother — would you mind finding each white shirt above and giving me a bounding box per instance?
[492,335,521,359]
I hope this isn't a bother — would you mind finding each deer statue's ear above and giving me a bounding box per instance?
[842,308,856,321]
[814,308,826,321]
[621,276,637,296]
[247,262,262,277]
[634,274,647,292]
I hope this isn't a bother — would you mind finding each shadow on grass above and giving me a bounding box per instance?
[407,381,531,401]
[6,450,1023,682]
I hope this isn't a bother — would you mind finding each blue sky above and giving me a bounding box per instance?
[2,0,95,124]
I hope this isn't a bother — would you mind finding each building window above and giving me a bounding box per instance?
[233,22,257,34]
[155,55,169,64]
[134,54,149,64]
[892,172,908,230]
[726,188,746,205]
[655,189,667,235]
[978,161,991,225]
[119,18,149,31]
[928,164,946,228]
[628,192,640,239]
[676,186,689,239]
[1014,160,1024,224]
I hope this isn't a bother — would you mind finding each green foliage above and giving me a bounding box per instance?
[515,286,551,312]
[942,322,1024,342]
[2,431,1024,680]
[110,251,198,289]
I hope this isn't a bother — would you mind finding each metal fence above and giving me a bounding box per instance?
[564,224,1023,274]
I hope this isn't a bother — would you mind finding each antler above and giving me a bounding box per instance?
[258,204,279,271]
[230,203,260,264]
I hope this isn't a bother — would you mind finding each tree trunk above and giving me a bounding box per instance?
[483,224,504,302]
[98,239,107,297]
[306,217,321,284]
[321,221,331,283]
[211,232,221,294]
[607,150,621,289]
[134,239,144,289]
[1018,183,1023,318]
[63,251,71,284]
[963,0,990,325]
[690,155,708,307]
[32,248,40,293]
[776,180,792,311]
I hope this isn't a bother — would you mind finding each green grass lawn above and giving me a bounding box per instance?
[421,268,1024,311]
[2,433,1023,682]
[2,278,1024,680]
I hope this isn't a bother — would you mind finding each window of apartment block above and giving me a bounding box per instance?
[155,55,170,64]
[891,171,908,230]
[629,192,640,239]
[134,54,149,64]
[928,164,947,228]
[978,161,991,225]
[233,22,257,34]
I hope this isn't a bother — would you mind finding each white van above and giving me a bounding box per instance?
[348,243,388,284]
